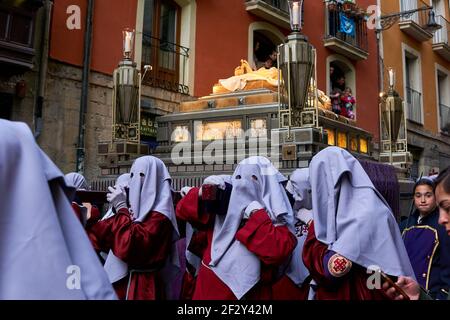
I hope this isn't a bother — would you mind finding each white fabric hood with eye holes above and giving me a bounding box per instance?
[310,147,416,280]
[104,156,181,298]
[209,156,295,299]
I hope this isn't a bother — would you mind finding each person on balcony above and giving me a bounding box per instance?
[341,87,356,119]
[330,88,342,115]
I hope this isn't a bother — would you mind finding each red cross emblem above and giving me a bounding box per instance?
[328,254,352,278]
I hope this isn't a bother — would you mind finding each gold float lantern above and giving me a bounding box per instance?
[379,68,411,165]
[278,0,318,131]
[112,29,141,142]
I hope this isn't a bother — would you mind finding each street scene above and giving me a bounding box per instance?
[1,0,450,302]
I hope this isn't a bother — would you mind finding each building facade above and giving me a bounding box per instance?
[380,0,450,178]
[2,0,384,183]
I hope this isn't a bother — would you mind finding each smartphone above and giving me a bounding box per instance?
[380,272,410,300]
[202,184,231,216]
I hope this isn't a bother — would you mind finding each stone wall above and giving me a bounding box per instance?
[8,60,193,183]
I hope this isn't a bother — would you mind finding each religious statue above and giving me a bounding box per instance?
[216,60,279,93]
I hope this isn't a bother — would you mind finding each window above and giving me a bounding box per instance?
[437,70,450,134]
[195,121,243,141]
[249,119,267,138]
[171,125,190,142]
[248,22,284,72]
[327,55,357,120]
[403,46,423,124]
[142,0,189,93]
[253,31,278,70]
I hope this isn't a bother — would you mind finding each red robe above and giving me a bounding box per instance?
[272,275,309,300]
[179,229,208,300]
[302,222,387,300]
[88,208,173,300]
[176,187,297,300]
[71,202,101,228]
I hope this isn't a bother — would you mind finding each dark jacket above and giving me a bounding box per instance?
[400,208,450,299]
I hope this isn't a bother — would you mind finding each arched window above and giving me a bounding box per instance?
[248,22,285,71]
[327,54,357,119]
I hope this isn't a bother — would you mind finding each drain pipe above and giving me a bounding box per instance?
[34,0,52,139]
[76,0,95,174]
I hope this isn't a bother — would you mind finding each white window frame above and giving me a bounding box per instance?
[402,42,424,125]
[248,21,285,70]
[435,63,450,133]
[135,0,197,94]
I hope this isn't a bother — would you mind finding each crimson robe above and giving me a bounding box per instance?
[176,188,297,300]
[302,222,387,300]
[272,275,309,300]
[71,202,101,228]
[179,229,208,300]
[88,208,173,300]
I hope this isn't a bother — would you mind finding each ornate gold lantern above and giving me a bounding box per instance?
[112,29,141,143]
[379,68,411,165]
[278,0,318,133]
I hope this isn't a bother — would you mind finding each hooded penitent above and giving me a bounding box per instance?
[285,168,313,287]
[103,156,181,298]
[209,156,295,299]
[0,119,116,299]
[309,147,415,279]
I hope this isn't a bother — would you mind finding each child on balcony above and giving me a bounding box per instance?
[341,87,356,119]
[330,88,342,115]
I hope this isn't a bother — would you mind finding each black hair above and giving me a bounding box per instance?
[414,177,435,194]
[434,166,450,194]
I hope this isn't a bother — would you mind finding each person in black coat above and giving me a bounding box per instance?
[400,177,450,299]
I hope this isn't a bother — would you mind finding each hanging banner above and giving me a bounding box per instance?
[339,13,356,36]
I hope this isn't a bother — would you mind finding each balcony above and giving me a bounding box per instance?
[141,34,190,95]
[245,0,290,29]
[432,15,450,62]
[323,1,369,61]
[0,1,42,69]
[398,0,434,42]
[406,86,422,124]
[440,103,450,135]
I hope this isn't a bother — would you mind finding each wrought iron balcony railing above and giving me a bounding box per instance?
[141,33,190,95]
[399,0,432,27]
[406,86,422,124]
[433,15,449,46]
[257,0,289,12]
[325,1,369,54]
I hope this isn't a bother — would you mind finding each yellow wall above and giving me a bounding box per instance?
[381,0,450,134]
